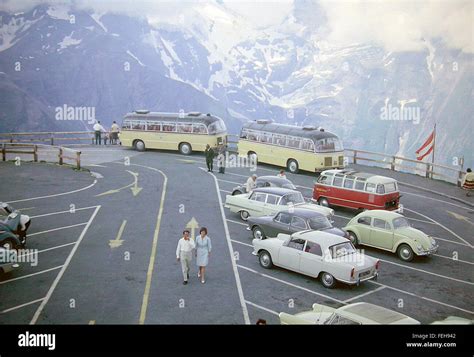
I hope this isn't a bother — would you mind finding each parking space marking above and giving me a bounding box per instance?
[30,205,98,219]
[237,264,345,304]
[231,239,253,248]
[1,298,45,314]
[6,180,97,204]
[227,219,247,227]
[369,281,474,315]
[378,258,474,285]
[432,236,471,247]
[216,178,241,185]
[400,191,472,211]
[405,208,472,248]
[29,223,88,237]
[30,205,101,324]
[0,266,63,285]
[220,189,232,194]
[433,253,474,265]
[342,286,386,303]
[19,242,77,258]
[245,300,279,316]
[203,167,250,324]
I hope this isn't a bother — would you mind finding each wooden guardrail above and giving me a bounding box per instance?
[1,143,82,170]
[0,131,95,145]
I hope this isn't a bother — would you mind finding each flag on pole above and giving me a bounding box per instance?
[416,129,435,161]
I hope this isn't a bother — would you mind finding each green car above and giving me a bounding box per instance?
[344,210,438,262]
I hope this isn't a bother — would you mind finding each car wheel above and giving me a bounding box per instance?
[232,190,242,196]
[134,140,145,152]
[1,238,16,250]
[287,159,299,174]
[318,197,329,207]
[320,272,337,289]
[258,250,273,269]
[179,142,192,155]
[348,231,359,246]
[252,226,266,240]
[240,210,250,221]
[397,244,414,262]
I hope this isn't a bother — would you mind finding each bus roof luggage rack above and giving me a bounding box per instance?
[256,119,273,124]
[187,112,202,117]
[135,110,150,114]
[302,125,316,130]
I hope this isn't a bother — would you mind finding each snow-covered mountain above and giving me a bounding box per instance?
[0,1,472,166]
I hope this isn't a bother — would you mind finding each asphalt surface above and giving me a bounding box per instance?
[0,146,473,325]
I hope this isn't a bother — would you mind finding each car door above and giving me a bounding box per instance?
[247,192,267,216]
[299,241,324,277]
[369,218,394,250]
[289,215,308,234]
[278,237,305,271]
[267,212,291,237]
[263,194,281,215]
[355,216,372,244]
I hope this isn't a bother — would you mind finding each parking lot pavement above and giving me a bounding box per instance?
[1,149,473,325]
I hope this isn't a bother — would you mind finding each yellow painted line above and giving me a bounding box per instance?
[137,165,168,325]
[109,220,127,248]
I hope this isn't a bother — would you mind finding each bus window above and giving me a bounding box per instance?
[344,178,354,189]
[162,122,176,132]
[193,123,208,134]
[132,121,146,130]
[366,183,376,193]
[122,120,132,129]
[333,175,344,187]
[178,123,193,133]
[240,128,249,139]
[208,119,226,134]
[273,134,286,146]
[260,132,272,144]
[286,136,301,149]
[384,182,397,193]
[318,175,332,185]
[248,130,258,141]
[354,179,366,191]
[376,184,385,194]
[147,121,161,131]
[315,137,343,152]
[301,139,314,151]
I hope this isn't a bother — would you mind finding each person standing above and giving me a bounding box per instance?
[176,230,196,285]
[110,121,120,145]
[195,227,212,284]
[93,120,106,145]
[217,144,227,174]
[246,174,257,193]
[462,168,474,197]
[205,144,215,172]
[277,169,286,178]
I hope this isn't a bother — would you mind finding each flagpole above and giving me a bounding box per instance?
[431,123,436,179]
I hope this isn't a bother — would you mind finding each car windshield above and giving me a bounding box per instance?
[330,242,356,258]
[281,192,305,205]
[308,216,332,230]
[393,217,410,229]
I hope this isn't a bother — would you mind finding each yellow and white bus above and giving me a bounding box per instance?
[119,111,227,154]
[238,119,344,173]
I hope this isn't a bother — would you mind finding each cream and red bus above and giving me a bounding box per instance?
[119,111,227,154]
[313,169,400,211]
[238,120,344,174]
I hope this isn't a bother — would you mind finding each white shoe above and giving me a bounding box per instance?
[201,279,205,284]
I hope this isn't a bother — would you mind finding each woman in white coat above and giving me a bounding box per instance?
[195,227,212,284]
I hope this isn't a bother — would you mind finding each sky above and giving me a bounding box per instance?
[1,0,472,53]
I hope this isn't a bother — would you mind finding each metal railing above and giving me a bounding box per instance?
[1,143,82,170]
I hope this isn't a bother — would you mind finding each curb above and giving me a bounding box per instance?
[398,181,474,208]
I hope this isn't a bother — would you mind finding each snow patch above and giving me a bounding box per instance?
[46,5,70,21]
[126,50,145,66]
[91,13,108,32]
[58,33,81,50]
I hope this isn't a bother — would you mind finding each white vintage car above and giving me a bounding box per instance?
[279,302,420,325]
[225,187,334,221]
[252,230,379,288]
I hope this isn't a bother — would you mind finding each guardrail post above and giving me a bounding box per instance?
[425,163,430,179]
[2,143,5,161]
[33,145,38,162]
[390,156,396,171]
[76,151,81,170]
[50,134,54,146]
[10,135,13,143]
[353,150,357,165]
[59,148,63,165]
[457,171,463,187]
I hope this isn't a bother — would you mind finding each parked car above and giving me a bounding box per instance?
[0,247,17,275]
[225,187,334,221]
[344,210,438,262]
[431,316,473,325]
[231,175,296,195]
[247,207,351,241]
[313,169,401,210]
[279,302,420,325]
[252,230,380,288]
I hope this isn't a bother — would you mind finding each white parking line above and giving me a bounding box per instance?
[433,253,474,265]
[30,205,101,325]
[216,178,241,185]
[19,242,77,258]
[219,189,232,194]
[378,258,474,286]
[1,298,45,314]
[237,264,345,304]
[343,286,386,303]
[231,239,253,248]
[369,281,474,315]
[405,208,472,248]
[6,180,98,204]
[227,219,247,227]
[30,205,99,219]
[201,167,250,324]
[432,236,471,247]
[400,191,472,211]
[29,223,88,237]
[245,300,279,317]
[0,266,63,285]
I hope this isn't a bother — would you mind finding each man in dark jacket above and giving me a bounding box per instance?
[205,144,215,172]
[217,144,227,174]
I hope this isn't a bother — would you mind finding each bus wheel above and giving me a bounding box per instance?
[134,140,145,152]
[287,159,299,174]
[179,142,192,155]
[318,197,329,207]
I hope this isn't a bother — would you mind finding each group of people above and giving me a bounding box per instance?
[176,227,212,285]
[205,143,227,174]
[462,168,474,197]
[92,120,120,145]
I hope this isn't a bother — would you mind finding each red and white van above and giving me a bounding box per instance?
[313,169,400,211]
